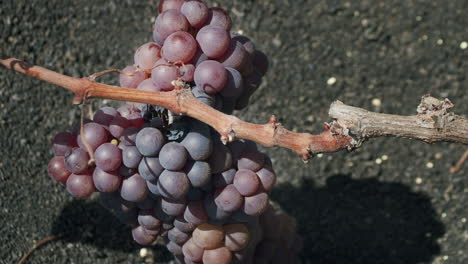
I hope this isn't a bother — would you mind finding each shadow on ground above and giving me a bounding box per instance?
[272,175,445,264]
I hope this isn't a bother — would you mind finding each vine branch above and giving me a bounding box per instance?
[2,57,468,161]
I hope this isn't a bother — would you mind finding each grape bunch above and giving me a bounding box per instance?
[47,0,301,263]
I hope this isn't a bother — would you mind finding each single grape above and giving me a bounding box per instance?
[93,106,119,128]
[66,173,95,198]
[181,121,213,160]
[52,131,76,156]
[243,192,269,216]
[191,86,216,107]
[207,7,232,31]
[182,238,204,262]
[120,127,140,146]
[219,40,248,72]
[183,200,208,225]
[119,65,146,89]
[192,223,225,249]
[237,151,265,172]
[168,227,190,245]
[135,127,165,156]
[159,142,188,171]
[136,78,161,93]
[196,26,230,59]
[208,141,232,174]
[92,167,122,193]
[166,240,183,256]
[220,67,243,98]
[146,180,160,196]
[154,202,175,223]
[47,156,71,183]
[181,1,209,28]
[233,169,260,196]
[134,42,162,72]
[178,64,195,82]
[174,216,196,233]
[122,145,143,169]
[77,122,109,151]
[162,31,197,63]
[212,168,236,188]
[160,197,187,216]
[224,224,250,252]
[109,116,131,138]
[120,173,149,202]
[214,184,243,212]
[194,60,227,94]
[94,143,122,172]
[231,33,256,57]
[159,0,185,13]
[153,9,189,45]
[151,64,179,91]
[157,170,190,200]
[64,147,89,174]
[256,164,276,192]
[202,247,232,264]
[185,160,211,188]
[138,156,164,182]
[132,225,157,246]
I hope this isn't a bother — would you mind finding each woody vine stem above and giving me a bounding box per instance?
[2,57,468,162]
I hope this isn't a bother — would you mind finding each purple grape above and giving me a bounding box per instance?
[157,170,190,200]
[52,131,76,156]
[121,173,149,202]
[207,7,232,31]
[214,184,244,212]
[77,122,109,151]
[120,127,140,146]
[66,173,95,198]
[227,139,257,162]
[219,40,248,72]
[159,142,188,171]
[191,49,208,66]
[231,33,256,57]
[220,67,243,98]
[194,60,227,94]
[184,200,208,225]
[196,26,230,59]
[135,127,166,156]
[109,116,131,138]
[174,216,196,233]
[159,0,185,13]
[47,156,71,183]
[94,143,122,172]
[146,180,160,196]
[151,64,179,91]
[132,225,157,245]
[167,240,183,255]
[161,197,187,216]
[138,208,162,230]
[204,194,231,221]
[136,78,161,94]
[93,106,119,129]
[155,203,175,223]
[119,165,136,177]
[208,142,232,174]
[183,238,204,262]
[134,42,162,72]
[64,147,89,174]
[153,10,189,45]
[181,1,209,28]
[179,64,195,82]
[212,168,236,188]
[256,165,276,192]
[185,160,211,188]
[162,31,197,63]
[233,169,260,196]
[191,86,216,107]
[253,50,269,76]
[181,121,212,160]
[92,167,122,193]
[168,227,190,245]
[122,145,143,169]
[238,151,265,172]
[243,192,269,216]
[119,65,146,89]
[138,157,164,182]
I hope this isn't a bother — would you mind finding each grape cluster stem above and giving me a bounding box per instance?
[2,57,468,161]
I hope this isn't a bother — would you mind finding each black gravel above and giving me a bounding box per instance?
[1,0,467,264]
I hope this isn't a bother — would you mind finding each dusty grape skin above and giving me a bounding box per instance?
[212,168,236,188]
[136,78,161,94]
[166,240,183,256]
[64,147,90,174]
[237,151,265,172]
[153,9,189,45]
[224,224,250,252]
[132,225,157,246]
[174,216,196,233]
[162,31,197,63]
[151,64,179,91]
[196,26,230,59]
[94,143,122,172]
[92,167,122,193]
[161,197,187,216]
[206,7,232,31]
[191,86,216,107]
[48,156,71,183]
[256,165,276,192]
[138,156,164,182]
[194,60,228,94]
[202,246,233,264]
[208,141,232,174]
[168,227,190,245]
[243,192,269,216]
[120,126,140,146]
[182,238,204,262]
[192,223,225,249]
[220,67,243,98]
[233,169,260,196]
[109,116,131,138]
[159,142,188,171]
[204,194,231,221]
[178,64,195,82]
[214,184,243,212]
[181,1,209,28]
[231,33,256,57]
[119,65,146,89]
[138,208,162,231]
[184,200,208,225]
[185,160,211,188]
[157,170,190,200]
[159,0,185,13]
[122,145,143,169]
[52,131,76,156]
[181,121,213,160]
[66,173,95,199]
[120,173,149,202]
[134,42,162,72]
[77,122,109,151]
[135,127,165,156]
[219,40,248,72]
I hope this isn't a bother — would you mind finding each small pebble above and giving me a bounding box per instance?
[426,162,434,169]
[415,177,422,184]
[375,158,382,165]
[371,98,382,107]
[460,41,468,50]
[139,248,149,258]
[381,155,388,161]
[327,77,337,86]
